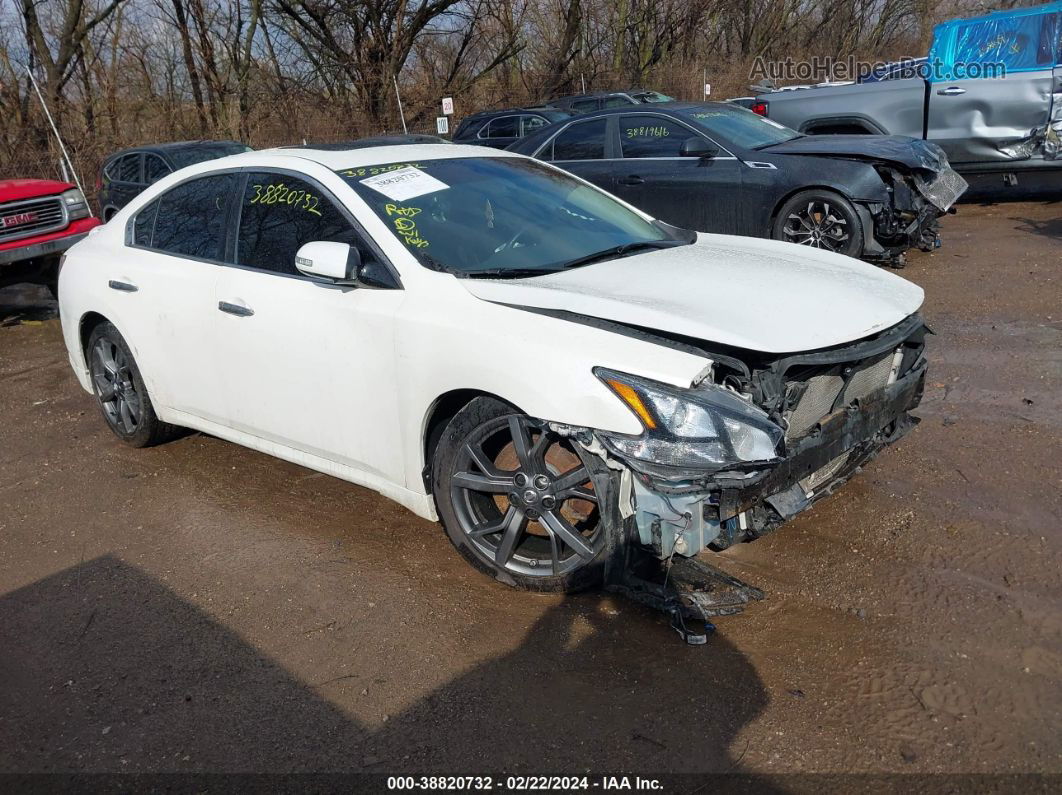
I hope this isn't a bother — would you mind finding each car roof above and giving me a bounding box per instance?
[462,106,567,120]
[107,140,246,158]
[279,135,450,150]
[551,91,633,101]
[243,143,521,171]
[550,101,726,117]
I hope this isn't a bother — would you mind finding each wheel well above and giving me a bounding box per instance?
[768,185,852,233]
[79,311,109,357]
[801,119,882,136]
[421,389,515,492]
[805,123,874,135]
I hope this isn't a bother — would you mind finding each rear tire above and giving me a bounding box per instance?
[772,189,864,257]
[432,397,612,593]
[86,322,180,447]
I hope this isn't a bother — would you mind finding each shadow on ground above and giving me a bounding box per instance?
[1011,215,1062,241]
[0,284,57,326]
[0,556,771,778]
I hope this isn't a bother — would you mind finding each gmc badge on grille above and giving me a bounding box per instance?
[2,212,37,227]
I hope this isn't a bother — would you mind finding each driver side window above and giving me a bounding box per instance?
[236,173,362,276]
[620,116,692,158]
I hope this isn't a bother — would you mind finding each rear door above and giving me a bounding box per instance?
[537,117,618,193]
[609,113,746,234]
[117,172,238,422]
[927,9,1061,164]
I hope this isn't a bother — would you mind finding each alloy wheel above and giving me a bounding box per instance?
[783,200,850,252]
[449,415,601,577]
[90,337,142,434]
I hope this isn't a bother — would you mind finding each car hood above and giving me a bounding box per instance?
[0,178,74,203]
[761,135,949,173]
[459,235,924,354]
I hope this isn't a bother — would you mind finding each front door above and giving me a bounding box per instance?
[212,170,407,481]
[609,113,746,234]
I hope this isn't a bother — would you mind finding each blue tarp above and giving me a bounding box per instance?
[929,2,1062,81]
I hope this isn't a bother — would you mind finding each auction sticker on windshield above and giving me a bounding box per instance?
[361,166,448,201]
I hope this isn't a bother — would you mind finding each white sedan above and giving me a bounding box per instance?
[59,144,928,594]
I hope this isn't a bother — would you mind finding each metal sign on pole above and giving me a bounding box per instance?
[436,116,449,136]
[393,75,408,134]
[441,97,454,116]
[26,68,90,212]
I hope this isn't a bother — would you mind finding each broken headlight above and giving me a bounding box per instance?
[595,368,784,470]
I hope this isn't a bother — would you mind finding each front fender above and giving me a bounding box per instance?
[394,278,711,493]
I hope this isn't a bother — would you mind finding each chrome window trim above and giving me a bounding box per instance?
[124,166,402,289]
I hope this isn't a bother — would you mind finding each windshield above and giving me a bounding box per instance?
[675,105,801,149]
[341,157,677,277]
[635,91,675,103]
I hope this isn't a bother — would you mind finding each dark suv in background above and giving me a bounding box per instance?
[547,90,674,113]
[97,140,251,220]
[453,108,571,149]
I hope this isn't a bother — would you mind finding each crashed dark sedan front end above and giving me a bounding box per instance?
[509,102,967,267]
[762,135,968,264]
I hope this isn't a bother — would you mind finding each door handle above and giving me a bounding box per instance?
[218,300,254,317]
[108,280,138,292]
[618,175,645,186]
[936,86,966,96]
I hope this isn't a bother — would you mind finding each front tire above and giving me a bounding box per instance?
[86,322,179,447]
[432,397,610,593]
[772,189,864,257]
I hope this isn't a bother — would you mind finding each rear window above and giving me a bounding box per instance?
[549,119,608,160]
[167,143,251,169]
[117,155,140,183]
[146,173,238,260]
[954,12,1060,70]
[484,116,519,138]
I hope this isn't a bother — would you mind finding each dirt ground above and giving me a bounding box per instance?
[0,200,1059,783]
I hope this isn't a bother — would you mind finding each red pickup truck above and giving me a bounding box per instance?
[0,178,101,295]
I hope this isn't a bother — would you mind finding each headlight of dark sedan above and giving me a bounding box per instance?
[595,367,784,470]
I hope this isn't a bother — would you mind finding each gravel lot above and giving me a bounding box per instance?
[1,200,1059,778]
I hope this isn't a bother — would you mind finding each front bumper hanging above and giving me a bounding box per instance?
[598,358,927,644]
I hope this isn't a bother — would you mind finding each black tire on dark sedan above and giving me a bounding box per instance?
[772,189,864,257]
[87,321,179,447]
[432,396,614,593]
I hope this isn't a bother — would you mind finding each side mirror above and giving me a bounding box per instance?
[295,241,398,289]
[295,241,357,282]
[680,137,719,158]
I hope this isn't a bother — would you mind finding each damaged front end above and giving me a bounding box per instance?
[863,157,967,266]
[563,314,928,640]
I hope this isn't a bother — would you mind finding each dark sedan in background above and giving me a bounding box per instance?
[453,107,572,149]
[509,102,967,265]
[97,140,251,219]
